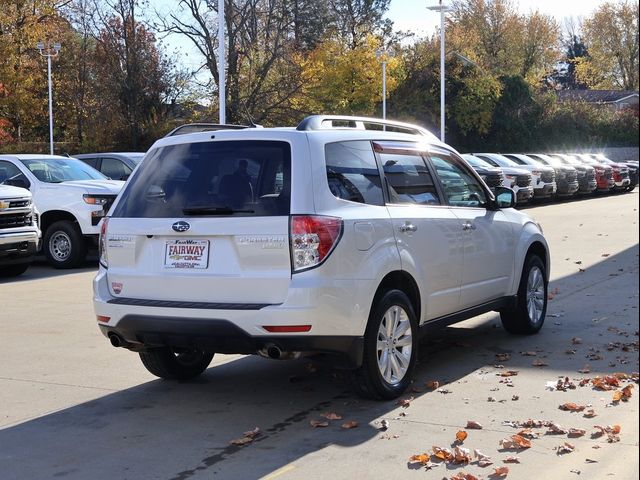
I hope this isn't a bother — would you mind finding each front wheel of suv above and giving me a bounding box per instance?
[351,290,418,400]
[139,347,214,380]
[500,254,547,334]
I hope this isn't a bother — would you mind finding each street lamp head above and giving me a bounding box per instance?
[37,42,45,51]
[53,43,62,53]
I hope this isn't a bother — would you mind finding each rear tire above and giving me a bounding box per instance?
[44,220,87,269]
[0,263,30,277]
[351,290,418,400]
[627,184,636,192]
[500,255,547,334]
[139,347,214,380]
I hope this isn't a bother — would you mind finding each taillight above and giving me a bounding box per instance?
[99,217,109,268]
[290,215,342,272]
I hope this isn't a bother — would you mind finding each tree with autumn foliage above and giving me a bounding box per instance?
[576,0,639,90]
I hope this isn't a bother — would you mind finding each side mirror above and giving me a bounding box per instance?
[4,177,30,190]
[494,186,515,208]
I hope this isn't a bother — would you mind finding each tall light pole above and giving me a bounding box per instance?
[218,0,226,124]
[427,1,452,142]
[376,48,395,120]
[37,41,61,155]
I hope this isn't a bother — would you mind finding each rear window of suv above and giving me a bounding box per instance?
[112,140,291,218]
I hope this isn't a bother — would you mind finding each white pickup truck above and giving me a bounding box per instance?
[0,185,40,277]
[0,154,124,268]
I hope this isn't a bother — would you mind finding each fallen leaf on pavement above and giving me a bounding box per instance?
[532,359,549,367]
[493,466,510,477]
[309,419,329,428]
[496,353,511,362]
[612,390,623,402]
[571,337,582,344]
[341,420,358,429]
[556,442,575,454]
[230,436,254,446]
[559,402,586,412]
[500,434,531,449]
[453,446,472,464]
[380,419,389,430]
[450,473,479,480]
[583,409,597,418]
[397,396,414,408]
[497,371,519,377]
[474,449,493,467]
[425,380,440,390]
[320,412,342,420]
[593,425,621,443]
[503,456,520,463]
[456,430,468,442]
[621,384,634,399]
[230,427,262,446]
[517,428,538,438]
[466,420,483,429]
[547,423,567,434]
[409,453,430,465]
[433,446,454,462]
[578,364,591,374]
[568,428,586,437]
[520,351,537,356]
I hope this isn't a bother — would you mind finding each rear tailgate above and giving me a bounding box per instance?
[105,217,290,304]
[104,138,294,305]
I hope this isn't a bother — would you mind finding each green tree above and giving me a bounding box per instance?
[578,0,639,90]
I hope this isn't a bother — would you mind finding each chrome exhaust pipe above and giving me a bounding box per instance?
[267,344,282,359]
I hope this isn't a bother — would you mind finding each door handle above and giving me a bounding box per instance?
[462,221,476,231]
[399,222,417,233]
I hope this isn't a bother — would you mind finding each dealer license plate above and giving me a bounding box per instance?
[164,239,210,269]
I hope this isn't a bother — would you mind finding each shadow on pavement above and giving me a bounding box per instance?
[0,245,637,480]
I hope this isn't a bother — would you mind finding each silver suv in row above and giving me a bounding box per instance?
[94,116,550,399]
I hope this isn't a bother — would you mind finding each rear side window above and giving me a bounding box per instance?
[325,141,384,206]
[380,153,440,205]
[112,140,290,218]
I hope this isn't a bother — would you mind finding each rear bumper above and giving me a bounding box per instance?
[98,316,364,367]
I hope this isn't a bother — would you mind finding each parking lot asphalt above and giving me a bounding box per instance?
[1,192,638,480]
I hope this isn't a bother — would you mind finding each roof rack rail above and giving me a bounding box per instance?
[164,123,262,137]
[296,115,437,140]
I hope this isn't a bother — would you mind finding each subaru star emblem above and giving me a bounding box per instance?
[172,221,190,233]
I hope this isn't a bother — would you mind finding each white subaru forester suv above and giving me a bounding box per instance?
[93,116,550,399]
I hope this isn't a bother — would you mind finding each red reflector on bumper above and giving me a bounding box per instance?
[97,315,111,323]
[262,325,312,333]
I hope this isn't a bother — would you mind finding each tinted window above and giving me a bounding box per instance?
[430,154,487,207]
[325,141,384,206]
[381,153,440,205]
[0,161,30,188]
[102,158,132,180]
[112,140,290,218]
[78,156,99,168]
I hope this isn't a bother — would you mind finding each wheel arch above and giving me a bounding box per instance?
[371,270,421,324]
[40,210,81,235]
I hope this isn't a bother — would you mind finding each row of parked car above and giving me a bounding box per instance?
[0,153,142,275]
[462,152,638,204]
[1,127,638,277]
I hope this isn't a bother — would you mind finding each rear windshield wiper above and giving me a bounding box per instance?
[182,206,255,215]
